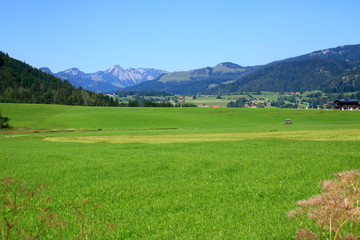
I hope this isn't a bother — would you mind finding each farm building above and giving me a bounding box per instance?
[334,99,360,110]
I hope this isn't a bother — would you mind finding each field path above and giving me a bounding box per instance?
[43,128,360,144]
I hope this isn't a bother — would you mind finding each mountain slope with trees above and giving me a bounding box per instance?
[323,66,360,93]
[0,52,118,106]
[207,44,360,94]
[207,59,351,93]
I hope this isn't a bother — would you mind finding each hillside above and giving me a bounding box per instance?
[124,62,255,94]
[208,44,360,94]
[324,66,360,93]
[0,52,118,106]
[207,58,351,93]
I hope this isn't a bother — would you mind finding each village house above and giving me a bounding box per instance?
[334,99,360,110]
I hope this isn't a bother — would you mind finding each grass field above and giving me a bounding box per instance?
[1,103,359,239]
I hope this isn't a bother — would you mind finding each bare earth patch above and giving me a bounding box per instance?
[43,129,360,144]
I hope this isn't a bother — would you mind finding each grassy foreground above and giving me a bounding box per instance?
[0,103,360,239]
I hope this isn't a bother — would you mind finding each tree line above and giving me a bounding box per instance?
[127,99,196,107]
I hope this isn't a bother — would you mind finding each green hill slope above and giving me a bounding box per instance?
[124,62,255,94]
[158,63,250,83]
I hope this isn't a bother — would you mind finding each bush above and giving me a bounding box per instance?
[287,170,360,240]
[0,113,10,129]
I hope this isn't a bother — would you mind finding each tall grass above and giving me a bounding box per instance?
[0,103,359,238]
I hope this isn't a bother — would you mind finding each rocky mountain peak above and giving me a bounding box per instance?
[64,68,83,76]
[216,62,243,69]
[107,65,124,73]
[48,65,167,93]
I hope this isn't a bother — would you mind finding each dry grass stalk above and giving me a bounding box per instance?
[288,170,360,240]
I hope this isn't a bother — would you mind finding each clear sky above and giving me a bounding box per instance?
[1,0,360,73]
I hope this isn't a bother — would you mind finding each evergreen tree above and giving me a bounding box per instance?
[128,100,139,107]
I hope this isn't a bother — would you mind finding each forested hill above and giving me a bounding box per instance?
[0,52,118,106]
[207,58,351,93]
[207,44,360,94]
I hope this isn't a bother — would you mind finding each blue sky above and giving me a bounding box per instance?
[2,0,360,72]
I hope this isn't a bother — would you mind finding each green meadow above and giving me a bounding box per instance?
[1,103,359,239]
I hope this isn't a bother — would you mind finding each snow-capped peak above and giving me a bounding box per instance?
[52,65,168,93]
[64,68,82,75]
[107,65,124,73]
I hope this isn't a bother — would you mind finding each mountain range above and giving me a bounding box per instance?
[40,66,168,93]
[208,44,360,94]
[125,44,360,94]
[38,44,360,94]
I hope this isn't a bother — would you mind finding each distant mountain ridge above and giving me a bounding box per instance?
[41,66,168,93]
[41,44,360,94]
[124,62,258,94]
[124,44,360,94]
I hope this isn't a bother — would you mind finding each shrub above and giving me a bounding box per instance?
[288,170,360,240]
[0,113,10,129]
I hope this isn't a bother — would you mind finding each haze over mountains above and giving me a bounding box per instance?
[35,44,360,95]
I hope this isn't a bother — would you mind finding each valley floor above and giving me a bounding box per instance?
[1,104,359,239]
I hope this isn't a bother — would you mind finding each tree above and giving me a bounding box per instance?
[227,97,248,108]
[128,99,139,107]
